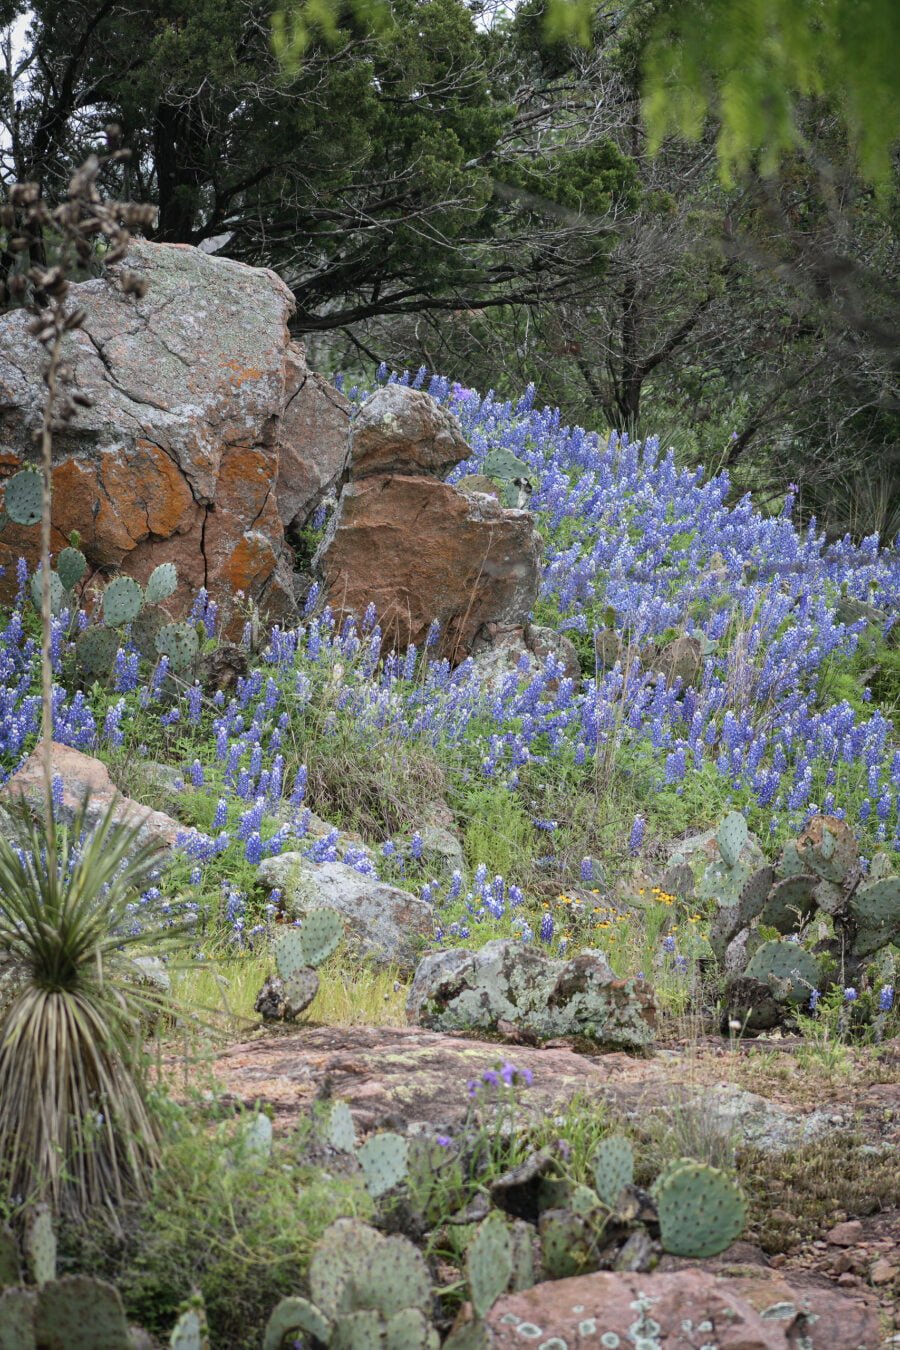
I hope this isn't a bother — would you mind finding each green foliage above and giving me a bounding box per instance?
[0,796,185,1214]
[641,0,900,192]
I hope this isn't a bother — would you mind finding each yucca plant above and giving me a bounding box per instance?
[0,795,187,1217]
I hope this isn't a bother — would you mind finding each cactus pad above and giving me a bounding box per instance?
[310,1220,383,1320]
[657,1162,746,1258]
[55,547,86,591]
[146,562,178,605]
[538,1209,597,1280]
[130,604,168,661]
[325,1101,358,1153]
[849,877,900,956]
[283,967,319,1016]
[169,1306,209,1350]
[709,865,775,962]
[592,1134,634,1207]
[465,1211,512,1318]
[4,468,42,526]
[274,928,307,980]
[759,874,818,933]
[0,1288,36,1350]
[797,815,858,883]
[238,1112,273,1169]
[331,1311,384,1348]
[102,575,144,627]
[358,1131,408,1199]
[777,839,807,878]
[384,1307,440,1350]
[744,939,821,1004]
[75,626,118,677]
[483,447,533,507]
[0,1228,20,1290]
[300,908,344,967]
[263,1296,332,1350]
[34,1276,131,1349]
[23,1208,55,1287]
[29,570,66,617]
[352,1233,432,1318]
[508,1218,535,1293]
[156,622,199,671]
[716,811,748,868]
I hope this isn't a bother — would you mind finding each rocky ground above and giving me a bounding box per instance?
[177,1023,899,1347]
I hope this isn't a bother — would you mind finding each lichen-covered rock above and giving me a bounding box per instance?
[349,384,470,480]
[0,242,347,619]
[464,1268,881,1349]
[407,940,656,1050]
[314,474,542,662]
[278,348,351,532]
[256,854,432,972]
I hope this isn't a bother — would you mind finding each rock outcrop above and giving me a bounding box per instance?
[460,1268,881,1349]
[407,939,656,1050]
[0,241,350,618]
[314,385,543,663]
[256,853,433,972]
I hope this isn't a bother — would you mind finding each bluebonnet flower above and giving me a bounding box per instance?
[843,987,858,1002]
[662,935,676,954]
[410,830,424,861]
[628,815,645,855]
[539,913,554,944]
[878,985,894,1012]
[808,988,820,1011]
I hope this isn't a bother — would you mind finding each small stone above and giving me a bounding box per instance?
[870,1259,897,1286]
[827,1221,863,1247]
[837,1272,861,1287]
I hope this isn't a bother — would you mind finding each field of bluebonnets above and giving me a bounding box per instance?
[1,366,899,1013]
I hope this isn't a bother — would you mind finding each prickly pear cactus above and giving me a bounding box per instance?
[777,839,807,879]
[483,447,533,508]
[309,1220,384,1320]
[274,928,307,980]
[0,1287,36,1349]
[743,939,821,1004]
[300,908,344,967]
[3,468,42,526]
[55,546,86,592]
[29,569,66,618]
[508,1218,535,1293]
[759,874,818,934]
[131,605,168,662]
[358,1132,408,1199]
[283,967,319,1015]
[849,876,900,957]
[331,1310,384,1348]
[238,1112,273,1170]
[33,1276,132,1349]
[325,1101,358,1153]
[709,866,775,963]
[75,626,119,677]
[169,1303,210,1350]
[592,1134,634,1207]
[383,1306,440,1349]
[538,1209,597,1280]
[146,561,178,606]
[263,1296,331,1350]
[465,1211,512,1318]
[355,1234,432,1319]
[23,1208,55,1287]
[156,622,199,671]
[716,811,748,869]
[0,1227,20,1290]
[796,815,858,884]
[656,1162,746,1259]
[102,575,144,627]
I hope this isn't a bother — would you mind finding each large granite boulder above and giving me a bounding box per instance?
[0,241,349,617]
[256,853,433,972]
[315,472,542,661]
[407,939,656,1050]
[349,383,470,480]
